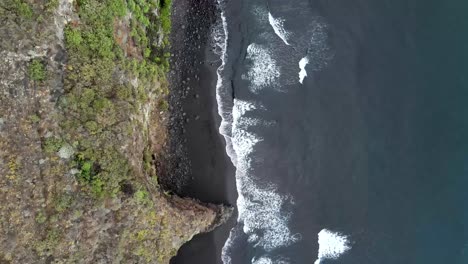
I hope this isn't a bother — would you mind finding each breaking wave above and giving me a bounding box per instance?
[268,12,291,46]
[213,1,335,263]
[213,2,298,262]
[298,56,309,84]
[221,98,299,263]
[243,43,281,93]
[314,229,352,264]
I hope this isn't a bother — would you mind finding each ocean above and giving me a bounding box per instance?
[211,0,468,263]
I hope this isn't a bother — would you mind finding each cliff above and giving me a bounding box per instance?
[0,0,231,263]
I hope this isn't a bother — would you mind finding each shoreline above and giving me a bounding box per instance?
[166,0,237,263]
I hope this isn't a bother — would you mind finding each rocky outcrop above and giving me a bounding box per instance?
[0,0,231,263]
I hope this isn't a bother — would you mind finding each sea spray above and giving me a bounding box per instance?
[213,1,300,262]
[243,43,281,93]
[298,56,309,83]
[314,229,351,264]
[224,99,299,256]
[212,1,337,263]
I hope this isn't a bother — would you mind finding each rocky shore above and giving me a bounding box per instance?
[167,0,238,263]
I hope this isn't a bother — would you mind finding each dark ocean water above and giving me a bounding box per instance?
[213,0,468,263]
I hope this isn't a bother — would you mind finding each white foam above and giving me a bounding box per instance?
[231,99,299,251]
[244,43,281,93]
[214,2,298,263]
[220,99,299,263]
[314,229,351,264]
[252,257,291,264]
[212,0,237,165]
[252,257,273,264]
[268,12,291,46]
[298,56,309,84]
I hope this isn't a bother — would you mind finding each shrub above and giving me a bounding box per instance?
[134,190,151,205]
[13,0,33,19]
[45,0,59,13]
[80,161,93,180]
[85,120,99,133]
[65,27,83,48]
[58,0,170,200]
[109,0,127,17]
[55,194,73,212]
[29,59,46,81]
[35,211,47,224]
[43,137,62,154]
[158,100,168,112]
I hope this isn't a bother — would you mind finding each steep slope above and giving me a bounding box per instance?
[0,0,231,263]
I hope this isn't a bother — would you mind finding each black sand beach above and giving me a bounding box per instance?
[166,0,237,263]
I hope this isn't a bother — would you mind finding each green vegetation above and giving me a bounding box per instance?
[45,0,59,13]
[42,137,63,154]
[134,189,152,206]
[126,0,172,71]
[35,229,61,256]
[28,59,46,81]
[159,0,172,34]
[29,114,41,123]
[55,194,73,212]
[158,99,169,111]
[0,0,226,262]
[58,0,172,199]
[35,211,47,224]
[11,0,33,19]
[64,28,83,47]
[75,154,105,197]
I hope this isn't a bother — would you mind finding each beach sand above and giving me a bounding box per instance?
[167,0,237,263]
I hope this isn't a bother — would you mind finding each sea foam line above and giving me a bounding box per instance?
[232,99,299,251]
[213,2,298,263]
[213,0,236,164]
[268,12,291,46]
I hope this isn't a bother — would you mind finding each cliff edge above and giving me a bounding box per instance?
[0,0,231,263]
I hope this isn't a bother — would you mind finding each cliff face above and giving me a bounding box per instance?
[0,0,230,263]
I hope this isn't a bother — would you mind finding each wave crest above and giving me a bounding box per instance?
[314,229,352,264]
[268,12,291,46]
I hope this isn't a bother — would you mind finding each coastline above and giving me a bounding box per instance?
[167,0,237,263]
